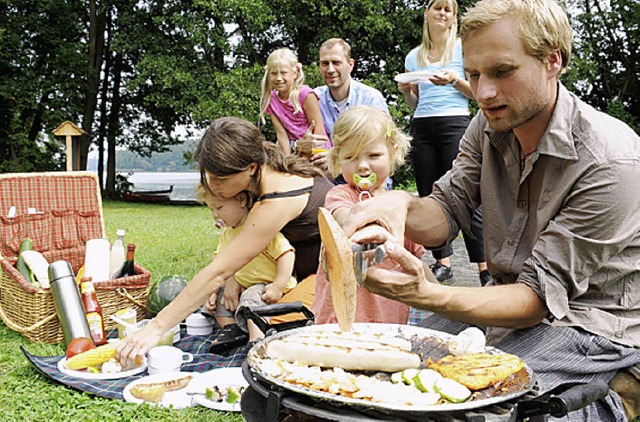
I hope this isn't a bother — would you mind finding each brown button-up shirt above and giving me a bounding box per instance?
[431,83,640,347]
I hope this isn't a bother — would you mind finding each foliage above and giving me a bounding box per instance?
[1,0,637,186]
[0,201,243,421]
[564,0,639,133]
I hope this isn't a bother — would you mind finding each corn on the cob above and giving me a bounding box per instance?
[66,343,117,370]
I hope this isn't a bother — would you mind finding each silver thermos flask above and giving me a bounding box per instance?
[48,260,92,346]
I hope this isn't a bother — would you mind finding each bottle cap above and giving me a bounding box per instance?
[116,229,126,236]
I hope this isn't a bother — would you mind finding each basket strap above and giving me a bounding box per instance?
[116,287,146,309]
[0,301,58,333]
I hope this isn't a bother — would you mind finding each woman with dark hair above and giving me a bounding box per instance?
[117,117,333,364]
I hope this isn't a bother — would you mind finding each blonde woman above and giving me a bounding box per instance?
[312,106,428,325]
[259,48,326,156]
[398,0,489,285]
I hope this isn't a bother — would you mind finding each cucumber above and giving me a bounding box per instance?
[401,368,420,386]
[16,238,35,284]
[412,369,442,393]
[434,378,472,403]
[390,371,403,384]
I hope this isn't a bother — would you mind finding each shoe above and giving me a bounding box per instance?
[479,270,492,286]
[430,262,453,283]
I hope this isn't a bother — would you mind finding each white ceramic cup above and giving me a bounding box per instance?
[147,346,193,375]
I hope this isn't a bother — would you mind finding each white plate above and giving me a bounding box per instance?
[394,71,437,84]
[57,356,147,380]
[123,372,200,409]
[191,367,248,412]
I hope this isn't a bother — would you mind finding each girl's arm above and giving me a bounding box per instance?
[302,94,326,136]
[270,114,293,155]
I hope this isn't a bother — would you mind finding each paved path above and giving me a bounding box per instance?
[421,235,484,287]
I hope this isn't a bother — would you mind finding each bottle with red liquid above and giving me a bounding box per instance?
[114,244,136,278]
[80,277,107,345]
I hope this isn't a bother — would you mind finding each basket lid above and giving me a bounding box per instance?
[0,172,105,259]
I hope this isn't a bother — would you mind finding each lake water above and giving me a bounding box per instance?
[124,172,200,201]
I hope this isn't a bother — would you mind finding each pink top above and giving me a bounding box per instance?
[267,85,318,141]
[312,185,425,325]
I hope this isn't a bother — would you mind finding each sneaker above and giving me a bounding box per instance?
[479,270,493,286]
[430,262,454,283]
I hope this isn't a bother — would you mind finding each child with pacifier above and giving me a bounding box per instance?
[259,47,327,156]
[196,184,297,342]
[311,105,426,325]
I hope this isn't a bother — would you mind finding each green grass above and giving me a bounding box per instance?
[0,200,243,421]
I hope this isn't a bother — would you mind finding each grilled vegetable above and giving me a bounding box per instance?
[413,369,442,393]
[434,378,472,403]
[226,386,245,404]
[66,343,117,370]
[428,352,525,391]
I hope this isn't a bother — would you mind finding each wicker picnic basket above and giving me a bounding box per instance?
[0,172,150,343]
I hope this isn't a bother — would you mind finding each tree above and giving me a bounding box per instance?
[565,0,639,133]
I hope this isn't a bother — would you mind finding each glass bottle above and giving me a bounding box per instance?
[109,229,126,279]
[114,244,136,278]
[80,277,107,345]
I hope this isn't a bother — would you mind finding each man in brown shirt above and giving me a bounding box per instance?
[343,0,639,419]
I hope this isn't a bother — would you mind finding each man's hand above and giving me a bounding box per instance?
[342,190,412,240]
[362,240,430,307]
[204,291,218,313]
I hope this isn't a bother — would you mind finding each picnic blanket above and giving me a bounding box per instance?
[21,328,248,400]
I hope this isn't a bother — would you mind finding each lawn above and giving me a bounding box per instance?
[0,200,244,421]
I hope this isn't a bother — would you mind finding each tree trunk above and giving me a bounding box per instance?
[105,53,123,198]
[79,0,106,170]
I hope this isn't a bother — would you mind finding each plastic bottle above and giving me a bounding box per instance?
[114,244,136,278]
[80,277,107,345]
[109,229,126,279]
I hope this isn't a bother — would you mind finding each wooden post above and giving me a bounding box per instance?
[53,121,88,171]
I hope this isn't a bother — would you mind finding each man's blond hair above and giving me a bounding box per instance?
[460,0,572,76]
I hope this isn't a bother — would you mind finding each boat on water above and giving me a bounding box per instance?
[123,185,173,203]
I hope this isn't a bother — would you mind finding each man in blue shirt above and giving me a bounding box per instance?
[315,38,389,137]
[301,38,389,171]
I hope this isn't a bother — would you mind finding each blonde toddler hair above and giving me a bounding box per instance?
[328,106,411,179]
[259,48,305,124]
[460,0,572,76]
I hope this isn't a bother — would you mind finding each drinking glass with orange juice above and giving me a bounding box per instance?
[312,140,329,156]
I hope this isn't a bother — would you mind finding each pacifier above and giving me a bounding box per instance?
[353,173,378,191]
[214,219,226,230]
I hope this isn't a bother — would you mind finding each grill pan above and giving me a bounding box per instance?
[246,323,535,415]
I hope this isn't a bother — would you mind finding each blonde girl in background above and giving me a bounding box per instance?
[260,48,327,156]
[398,0,489,285]
[312,106,431,325]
